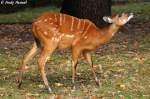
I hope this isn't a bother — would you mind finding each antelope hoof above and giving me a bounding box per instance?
[47,87,52,93]
[73,85,76,90]
[17,74,23,89]
[95,79,101,86]
[71,85,76,92]
[17,79,22,89]
[71,81,76,91]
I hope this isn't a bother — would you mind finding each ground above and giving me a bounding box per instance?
[0,19,150,99]
[0,3,150,99]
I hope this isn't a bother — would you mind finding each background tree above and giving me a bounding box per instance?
[61,0,112,27]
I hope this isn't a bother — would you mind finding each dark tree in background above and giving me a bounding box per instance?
[61,0,112,27]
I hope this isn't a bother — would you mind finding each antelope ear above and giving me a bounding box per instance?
[127,13,134,21]
[103,16,113,23]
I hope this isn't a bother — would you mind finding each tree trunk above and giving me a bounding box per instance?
[61,0,112,27]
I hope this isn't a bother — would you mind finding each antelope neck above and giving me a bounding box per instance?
[98,23,120,41]
[108,24,120,36]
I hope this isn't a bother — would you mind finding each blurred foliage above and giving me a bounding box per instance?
[0,6,60,23]
[0,3,150,23]
[0,0,63,13]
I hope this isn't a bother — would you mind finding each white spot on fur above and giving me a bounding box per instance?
[52,37,59,41]
[51,37,54,41]
[54,37,59,41]
[44,32,48,35]
[44,19,47,22]
[61,34,65,37]
[53,27,56,30]
[50,23,53,25]
[55,25,58,27]
[84,36,88,39]
[50,27,56,31]
[65,34,74,38]
[58,34,64,40]
[46,56,50,61]
[35,20,41,24]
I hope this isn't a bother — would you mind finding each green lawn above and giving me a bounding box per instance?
[112,2,150,13]
[0,3,150,23]
[0,6,59,23]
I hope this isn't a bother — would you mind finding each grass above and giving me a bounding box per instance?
[0,6,59,23]
[112,3,150,22]
[0,32,150,98]
[112,3,150,13]
[0,2,150,23]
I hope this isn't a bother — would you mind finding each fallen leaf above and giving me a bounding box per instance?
[55,83,63,87]
[26,93,39,97]
[116,83,126,89]
[38,84,45,88]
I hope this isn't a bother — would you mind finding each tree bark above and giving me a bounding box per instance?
[61,0,112,27]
